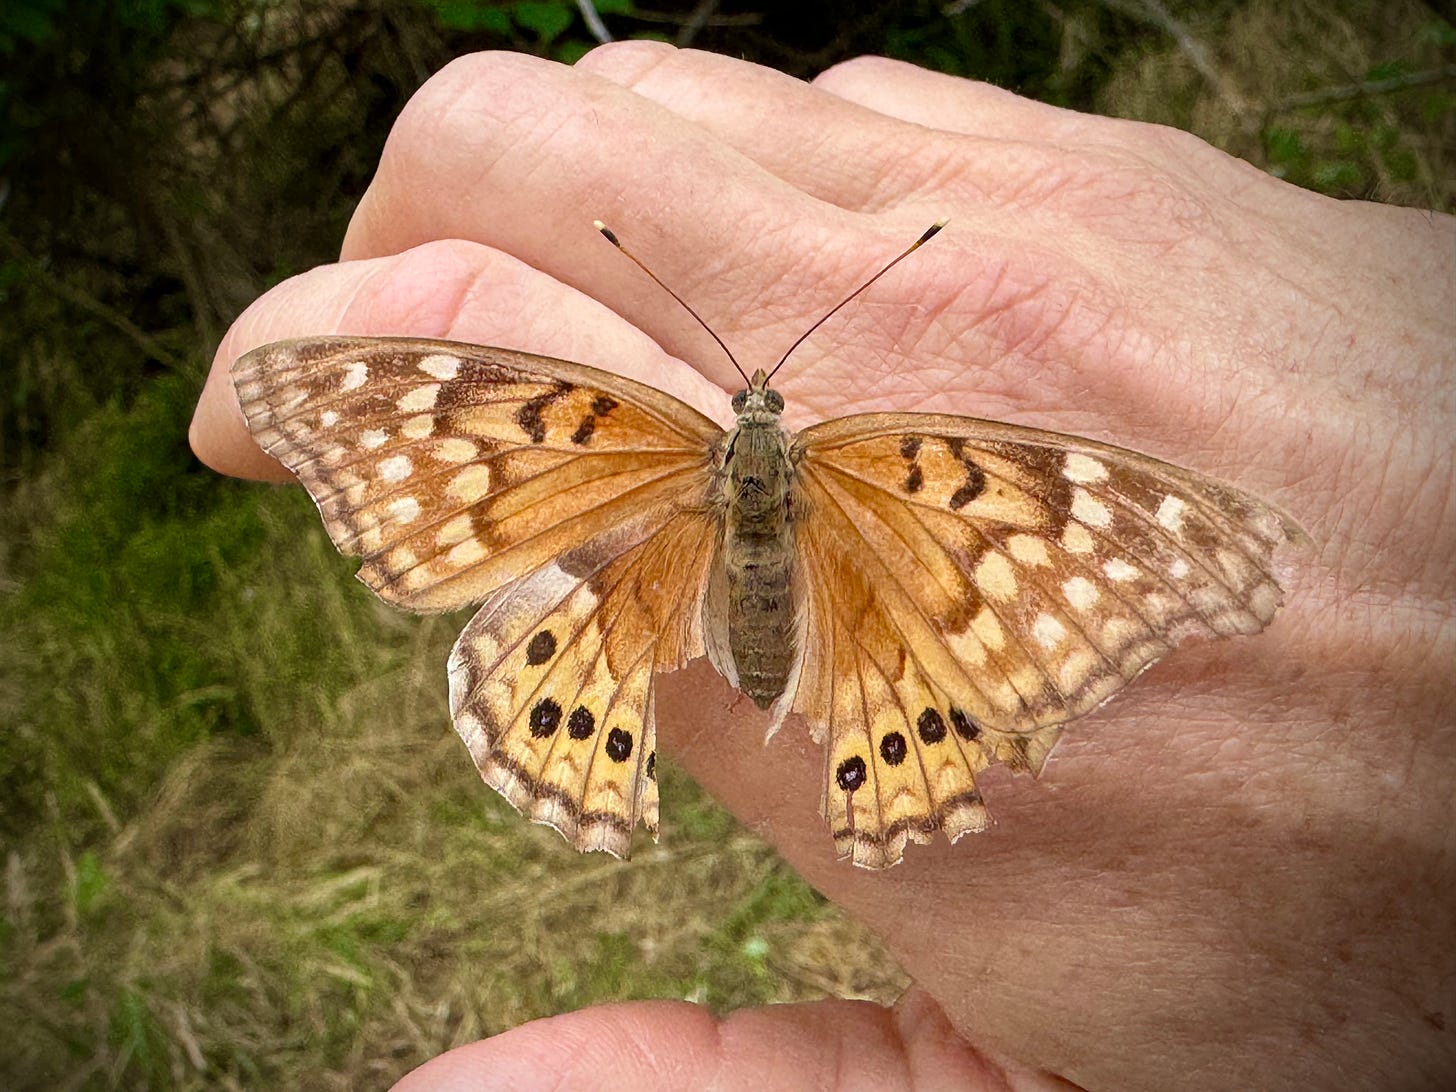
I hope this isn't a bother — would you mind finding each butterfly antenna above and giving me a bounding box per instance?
[765,219,947,384]
[595,221,752,386]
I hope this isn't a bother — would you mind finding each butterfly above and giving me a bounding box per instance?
[232,223,1302,870]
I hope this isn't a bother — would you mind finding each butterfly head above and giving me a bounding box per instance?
[731,368,785,423]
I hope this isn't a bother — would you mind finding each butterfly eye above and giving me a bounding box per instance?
[731,390,748,413]
[764,389,784,413]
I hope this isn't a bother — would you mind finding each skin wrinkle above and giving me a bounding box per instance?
[415,55,561,193]
[857,129,1001,216]
[1330,423,1435,597]
[943,256,1082,373]
[1052,154,1210,237]
[654,214,844,383]
[1003,147,1195,230]
[364,53,782,332]
[625,54,956,216]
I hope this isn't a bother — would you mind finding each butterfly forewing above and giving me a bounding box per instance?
[234,337,722,612]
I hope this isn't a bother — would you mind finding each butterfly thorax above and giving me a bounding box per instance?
[722,372,797,709]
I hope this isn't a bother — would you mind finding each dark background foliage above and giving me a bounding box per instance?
[2,1,1450,1087]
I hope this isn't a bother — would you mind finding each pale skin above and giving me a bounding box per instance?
[190,44,1455,1092]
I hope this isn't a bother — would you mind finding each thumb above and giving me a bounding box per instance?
[390,992,1053,1090]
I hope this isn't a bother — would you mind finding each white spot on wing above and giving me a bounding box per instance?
[378,455,413,482]
[970,608,1004,652]
[402,414,434,440]
[437,514,474,547]
[1157,495,1187,533]
[1057,649,1098,692]
[447,465,491,501]
[360,428,388,450]
[1169,557,1190,579]
[1063,453,1109,484]
[320,410,339,427]
[1071,488,1113,529]
[434,438,478,463]
[1103,558,1139,582]
[1061,522,1095,555]
[1249,582,1279,621]
[447,538,487,566]
[1033,614,1066,648]
[1008,534,1050,566]
[946,626,990,666]
[388,496,421,524]
[1062,576,1099,610]
[398,383,440,412]
[340,362,368,391]
[974,552,1018,600]
[419,354,461,380]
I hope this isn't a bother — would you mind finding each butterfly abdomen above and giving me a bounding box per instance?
[725,534,796,708]
[721,394,798,709]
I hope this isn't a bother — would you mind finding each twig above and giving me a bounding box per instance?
[1277,64,1456,110]
[576,0,613,44]
[1096,0,1254,124]
[675,0,721,48]
[629,7,761,27]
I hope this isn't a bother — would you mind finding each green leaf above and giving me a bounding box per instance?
[431,0,511,33]
[1263,126,1305,164]
[513,0,573,42]
[1365,60,1411,82]
[73,850,109,915]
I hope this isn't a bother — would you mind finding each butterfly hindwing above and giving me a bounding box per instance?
[791,412,1300,867]
[796,482,1062,868]
[448,508,717,855]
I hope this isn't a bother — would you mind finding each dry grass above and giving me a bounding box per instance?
[1097,0,1452,209]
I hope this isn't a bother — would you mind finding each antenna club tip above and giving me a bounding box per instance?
[594,221,620,246]
[917,220,947,245]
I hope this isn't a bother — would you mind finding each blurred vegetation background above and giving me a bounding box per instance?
[1,0,1450,1086]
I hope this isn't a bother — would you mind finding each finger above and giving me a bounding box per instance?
[389,996,1018,1091]
[333,45,1275,448]
[574,41,948,217]
[188,238,727,479]
[812,55,1112,141]
[573,44,1115,218]
[338,50,930,383]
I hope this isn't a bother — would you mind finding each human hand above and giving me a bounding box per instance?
[190,44,1455,1091]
